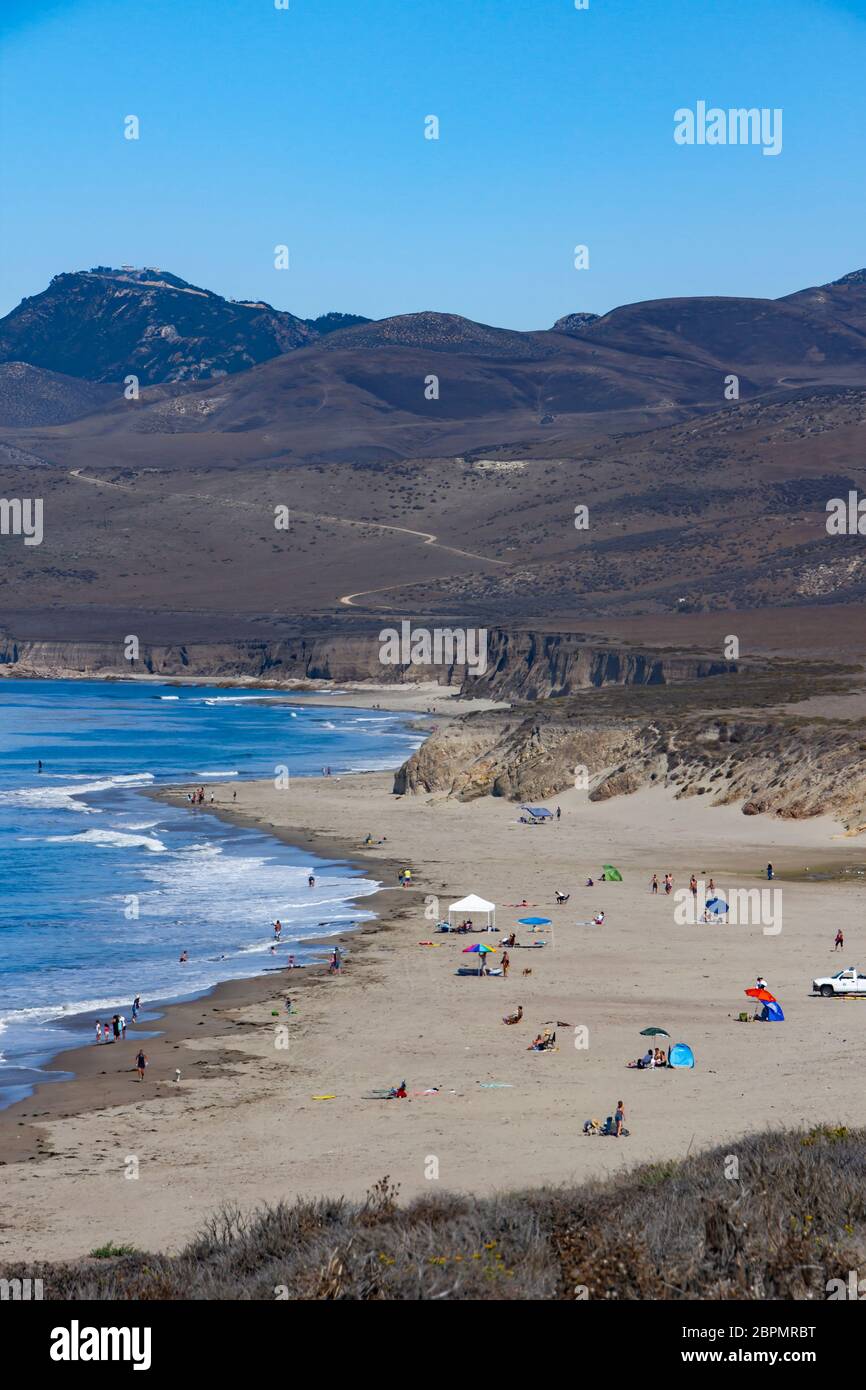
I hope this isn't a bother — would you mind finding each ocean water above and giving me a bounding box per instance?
[0,678,424,1106]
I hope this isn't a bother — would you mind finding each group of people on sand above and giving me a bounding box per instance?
[186,785,211,806]
[95,1012,127,1044]
[630,1047,670,1070]
[94,997,148,1080]
[650,872,677,895]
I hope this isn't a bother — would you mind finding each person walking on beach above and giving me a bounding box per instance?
[555,805,561,820]
[651,874,659,894]
[135,1049,148,1082]
[834,928,844,952]
[501,950,510,978]
[131,995,141,1022]
[614,1100,626,1137]
[664,873,673,895]
[689,875,698,901]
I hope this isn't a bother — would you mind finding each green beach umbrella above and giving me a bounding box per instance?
[639,1027,670,1037]
[602,865,623,881]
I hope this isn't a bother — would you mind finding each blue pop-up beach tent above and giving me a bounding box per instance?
[669,1042,695,1068]
[761,1001,785,1022]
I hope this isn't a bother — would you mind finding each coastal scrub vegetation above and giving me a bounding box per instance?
[6,1128,866,1300]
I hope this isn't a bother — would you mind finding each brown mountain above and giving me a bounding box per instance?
[0,362,115,427]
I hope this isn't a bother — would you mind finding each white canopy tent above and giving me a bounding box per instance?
[448,894,496,929]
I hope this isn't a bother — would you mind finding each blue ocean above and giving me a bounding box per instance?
[0,678,422,1107]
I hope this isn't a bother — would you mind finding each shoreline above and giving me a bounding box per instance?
[0,727,425,1157]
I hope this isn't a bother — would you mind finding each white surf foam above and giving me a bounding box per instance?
[44,828,167,853]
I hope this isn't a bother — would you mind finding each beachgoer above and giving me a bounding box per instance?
[37,759,43,773]
[767,862,774,880]
[664,873,673,895]
[834,928,844,952]
[503,1005,523,1024]
[95,1020,102,1044]
[593,911,605,926]
[689,875,698,898]
[132,995,141,1021]
[308,874,316,889]
[103,1023,112,1042]
[112,1014,120,1041]
[708,878,715,894]
[555,806,561,820]
[614,1100,625,1137]
[274,919,282,940]
[651,874,659,894]
[135,1049,148,1082]
[119,1013,127,1039]
[232,790,237,801]
[179,950,188,964]
[501,950,510,978]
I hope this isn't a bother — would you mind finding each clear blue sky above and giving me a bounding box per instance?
[1,0,864,327]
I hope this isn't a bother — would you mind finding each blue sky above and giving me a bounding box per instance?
[1,0,864,327]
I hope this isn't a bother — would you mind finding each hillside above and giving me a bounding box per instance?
[2,1128,861,1299]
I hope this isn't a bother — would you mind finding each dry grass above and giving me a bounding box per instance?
[4,1128,866,1300]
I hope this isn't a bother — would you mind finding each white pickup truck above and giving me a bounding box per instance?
[811,967,866,998]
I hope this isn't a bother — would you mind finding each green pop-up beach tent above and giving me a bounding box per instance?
[602,864,623,881]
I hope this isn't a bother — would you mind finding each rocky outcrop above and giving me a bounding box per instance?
[394,683,866,828]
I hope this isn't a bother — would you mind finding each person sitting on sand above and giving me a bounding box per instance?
[389,1080,407,1098]
[593,911,605,926]
[502,932,516,948]
[503,1005,523,1025]
[654,1048,667,1067]
[555,890,570,905]
[585,877,594,887]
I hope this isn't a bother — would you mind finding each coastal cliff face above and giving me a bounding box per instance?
[462,630,735,700]
[394,692,866,829]
[0,627,735,694]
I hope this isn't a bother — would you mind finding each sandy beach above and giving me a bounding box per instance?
[2,756,866,1262]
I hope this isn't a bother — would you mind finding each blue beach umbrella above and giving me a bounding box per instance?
[518,916,552,926]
